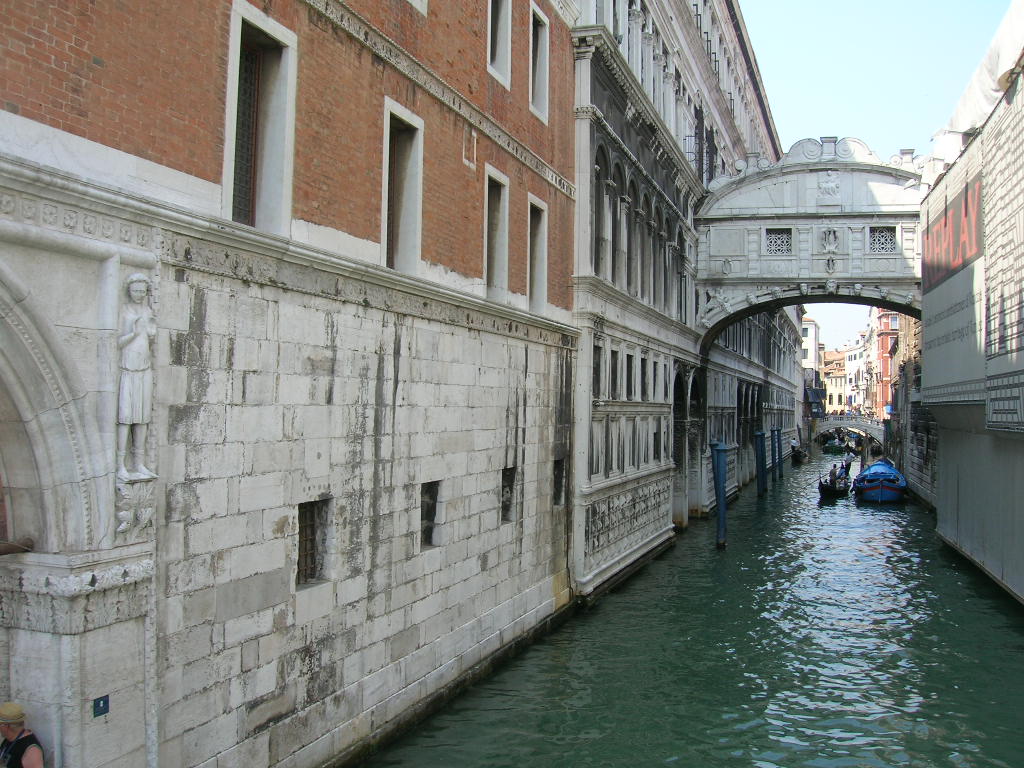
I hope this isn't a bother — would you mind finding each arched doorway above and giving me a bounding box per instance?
[0,265,110,551]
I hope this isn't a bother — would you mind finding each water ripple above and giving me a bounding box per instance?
[361,456,1024,768]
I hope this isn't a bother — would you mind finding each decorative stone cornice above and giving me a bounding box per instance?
[0,549,154,633]
[301,0,574,199]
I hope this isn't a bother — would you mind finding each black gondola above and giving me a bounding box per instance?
[791,448,809,465]
[818,477,850,497]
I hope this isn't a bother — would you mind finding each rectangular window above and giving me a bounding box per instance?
[529,4,550,121]
[765,228,792,255]
[488,0,511,87]
[641,356,649,401]
[626,353,635,400]
[891,315,900,329]
[609,349,619,399]
[592,344,602,398]
[628,417,637,468]
[297,499,328,585]
[501,466,517,522]
[653,420,662,461]
[869,226,897,253]
[528,199,548,312]
[224,4,296,235]
[485,167,509,298]
[385,102,424,274]
[420,481,440,548]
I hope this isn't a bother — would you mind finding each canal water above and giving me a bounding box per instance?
[359,455,1024,768]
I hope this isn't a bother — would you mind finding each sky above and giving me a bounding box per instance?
[739,0,1013,348]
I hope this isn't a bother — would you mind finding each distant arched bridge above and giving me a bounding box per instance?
[812,415,885,445]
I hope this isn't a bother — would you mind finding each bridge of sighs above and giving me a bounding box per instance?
[694,136,925,350]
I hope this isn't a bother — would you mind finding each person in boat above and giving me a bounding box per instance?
[837,464,847,481]
[828,464,838,486]
[843,450,856,473]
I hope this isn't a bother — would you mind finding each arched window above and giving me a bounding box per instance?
[653,206,665,310]
[627,181,640,296]
[612,165,626,289]
[641,193,653,303]
[593,149,608,276]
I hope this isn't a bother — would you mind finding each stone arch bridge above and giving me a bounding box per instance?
[693,136,924,353]
[813,415,885,445]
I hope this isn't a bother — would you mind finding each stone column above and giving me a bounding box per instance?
[642,32,655,98]
[573,40,596,278]
[627,9,643,75]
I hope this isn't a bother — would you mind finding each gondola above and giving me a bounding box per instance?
[791,448,809,465]
[852,458,908,503]
[818,476,850,497]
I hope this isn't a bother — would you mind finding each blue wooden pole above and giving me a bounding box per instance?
[770,427,779,481]
[776,429,784,479]
[711,442,728,548]
[755,430,767,496]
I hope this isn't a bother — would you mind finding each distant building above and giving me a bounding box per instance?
[823,350,846,414]
[801,315,826,418]
[864,307,901,418]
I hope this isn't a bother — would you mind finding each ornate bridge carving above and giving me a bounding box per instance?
[694,137,924,349]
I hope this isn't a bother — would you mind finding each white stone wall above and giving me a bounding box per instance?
[0,152,577,767]
[153,226,576,766]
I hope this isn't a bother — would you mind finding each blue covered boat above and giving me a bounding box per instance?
[852,458,908,503]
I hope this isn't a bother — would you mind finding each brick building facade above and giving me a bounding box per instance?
[0,1,580,765]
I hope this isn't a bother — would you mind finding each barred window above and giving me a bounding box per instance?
[869,226,897,253]
[297,499,328,585]
[765,228,792,255]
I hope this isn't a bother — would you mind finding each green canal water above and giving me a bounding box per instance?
[359,456,1024,767]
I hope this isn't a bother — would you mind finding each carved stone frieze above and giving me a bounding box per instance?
[161,230,577,350]
[0,184,155,254]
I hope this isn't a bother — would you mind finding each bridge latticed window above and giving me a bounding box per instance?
[869,226,897,253]
[765,228,792,255]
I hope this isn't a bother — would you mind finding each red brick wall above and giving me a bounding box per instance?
[1,0,575,308]
[1,0,229,181]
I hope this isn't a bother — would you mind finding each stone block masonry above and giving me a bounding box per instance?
[154,227,576,766]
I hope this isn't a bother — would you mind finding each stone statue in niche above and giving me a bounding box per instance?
[822,227,839,253]
[117,273,157,482]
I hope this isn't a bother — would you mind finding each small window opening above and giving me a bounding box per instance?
[501,466,517,523]
[420,480,440,548]
[297,499,328,586]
